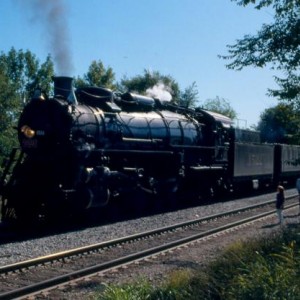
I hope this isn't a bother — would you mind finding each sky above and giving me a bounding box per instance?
[0,0,280,127]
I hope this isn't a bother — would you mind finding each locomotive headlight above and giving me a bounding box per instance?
[21,125,36,138]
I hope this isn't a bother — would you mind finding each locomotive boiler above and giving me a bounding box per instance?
[0,76,232,223]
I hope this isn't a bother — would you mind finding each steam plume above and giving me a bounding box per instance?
[146,82,172,101]
[19,0,74,75]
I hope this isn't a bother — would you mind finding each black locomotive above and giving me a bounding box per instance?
[1,76,300,223]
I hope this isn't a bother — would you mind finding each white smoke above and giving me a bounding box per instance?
[146,82,172,101]
[18,0,74,75]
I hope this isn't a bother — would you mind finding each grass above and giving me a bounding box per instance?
[94,270,195,300]
[202,233,300,300]
[92,226,300,300]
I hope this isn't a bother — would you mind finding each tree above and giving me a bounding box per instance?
[222,0,300,102]
[257,103,300,144]
[75,60,116,89]
[0,48,54,166]
[201,96,237,119]
[33,55,55,96]
[179,81,199,108]
[119,69,181,103]
[0,69,19,160]
[0,48,54,101]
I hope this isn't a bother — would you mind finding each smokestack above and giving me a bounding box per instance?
[52,76,77,105]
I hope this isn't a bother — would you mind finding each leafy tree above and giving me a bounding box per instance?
[33,55,55,96]
[0,69,19,160]
[179,81,199,108]
[257,103,300,143]
[0,48,54,166]
[201,96,237,119]
[75,60,116,89]
[222,0,300,102]
[0,48,54,101]
[119,69,181,103]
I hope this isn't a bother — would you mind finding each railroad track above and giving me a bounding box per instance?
[0,195,299,300]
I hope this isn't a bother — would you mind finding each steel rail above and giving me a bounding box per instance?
[0,194,297,275]
[0,200,298,300]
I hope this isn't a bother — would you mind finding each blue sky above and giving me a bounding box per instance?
[1,0,279,127]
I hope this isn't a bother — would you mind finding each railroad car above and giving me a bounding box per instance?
[229,141,275,191]
[274,144,300,184]
[0,76,299,223]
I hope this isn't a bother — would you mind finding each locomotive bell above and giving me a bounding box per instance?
[52,76,78,105]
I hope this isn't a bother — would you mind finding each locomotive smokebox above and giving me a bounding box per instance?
[53,76,78,105]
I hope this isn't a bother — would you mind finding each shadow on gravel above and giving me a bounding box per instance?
[286,222,300,229]
[261,223,281,229]
[261,219,300,230]
[284,213,300,219]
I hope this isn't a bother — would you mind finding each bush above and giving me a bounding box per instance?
[96,280,177,300]
[195,229,300,299]
[226,242,299,299]
[95,270,195,300]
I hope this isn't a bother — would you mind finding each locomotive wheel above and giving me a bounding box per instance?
[151,178,180,211]
[117,187,150,217]
[176,175,216,205]
[14,202,42,226]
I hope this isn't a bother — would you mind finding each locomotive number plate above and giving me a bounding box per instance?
[22,138,38,148]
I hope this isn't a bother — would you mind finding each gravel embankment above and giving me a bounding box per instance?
[0,189,297,267]
[0,189,299,299]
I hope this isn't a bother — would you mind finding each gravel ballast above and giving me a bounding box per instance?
[0,189,297,266]
[0,189,299,299]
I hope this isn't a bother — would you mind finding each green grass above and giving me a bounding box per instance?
[94,271,196,300]
[93,227,300,300]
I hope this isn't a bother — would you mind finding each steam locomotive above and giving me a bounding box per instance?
[1,76,300,223]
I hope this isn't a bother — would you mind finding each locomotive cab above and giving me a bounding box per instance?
[195,109,232,163]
